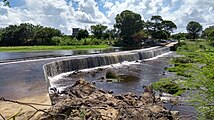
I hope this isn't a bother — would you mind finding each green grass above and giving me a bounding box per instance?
[162,39,214,119]
[0,45,110,52]
[152,78,185,96]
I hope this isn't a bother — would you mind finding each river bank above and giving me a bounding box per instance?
[0,45,110,52]
[0,93,51,120]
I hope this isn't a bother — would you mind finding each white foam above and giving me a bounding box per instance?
[49,60,141,88]
[143,52,172,61]
[49,52,172,89]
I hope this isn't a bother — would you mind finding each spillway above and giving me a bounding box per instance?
[43,45,177,87]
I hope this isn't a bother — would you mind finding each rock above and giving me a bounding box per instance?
[142,86,155,104]
[108,90,113,94]
[106,79,113,82]
[49,87,57,94]
[170,111,179,116]
[135,60,141,62]
[72,70,79,75]
[162,71,166,76]
[97,68,104,71]
[97,76,105,81]
[91,81,96,85]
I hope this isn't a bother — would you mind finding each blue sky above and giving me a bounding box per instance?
[0,0,214,34]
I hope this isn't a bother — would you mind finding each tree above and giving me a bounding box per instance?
[186,21,203,40]
[114,10,144,46]
[103,29,117,40]
[1,25,22,46]
[171,32,190,40]
[151,15,163,31]
[144,21,153,31]
[203,26,214,40]
[152,30,168,40]
[34,26,61,45]
[76,29,89,40]
[162,20,177,33]
[0,23,62,46]
[146,16,177,39]
[132,30,149,44]
[91,24,107,39]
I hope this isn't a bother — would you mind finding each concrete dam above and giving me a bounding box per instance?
[43,44,177,88]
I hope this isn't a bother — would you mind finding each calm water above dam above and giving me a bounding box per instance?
[0,47,123,62]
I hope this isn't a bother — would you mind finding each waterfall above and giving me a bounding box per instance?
[43,46,173,85]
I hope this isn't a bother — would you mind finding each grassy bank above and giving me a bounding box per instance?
[153,39,214,119]
[0,45,110,52]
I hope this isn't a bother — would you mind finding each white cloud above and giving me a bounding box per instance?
[75,0,110,24]
[104,0,214,32]
[0,0,110,34]
[0,0,214,34]
[104,2,114,9]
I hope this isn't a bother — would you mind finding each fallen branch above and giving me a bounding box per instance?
[0,97,53,120]
[0,113,5,120]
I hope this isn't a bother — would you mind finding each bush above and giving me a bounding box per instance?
[52,36,78,45]
[152,79,185,96]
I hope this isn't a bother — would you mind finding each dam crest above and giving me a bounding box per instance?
[43,44,177,88]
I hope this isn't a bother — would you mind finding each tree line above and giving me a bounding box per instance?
[0,23,62,46]
[92,10,212,47]
[114,10,177,46]
[0,10,213,47]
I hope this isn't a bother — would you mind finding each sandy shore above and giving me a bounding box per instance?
[0,93,51,120]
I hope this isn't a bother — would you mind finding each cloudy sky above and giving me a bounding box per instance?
[0,0,214,34]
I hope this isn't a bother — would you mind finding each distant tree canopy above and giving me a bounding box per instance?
[203,26,214,40]
[162,20,177,33]
[147,16,177,39]
[150,15,163,31]
[76,29,89,40]
[186,21,203,40]
[114,10,144,47]
[114,10,178,47]
[0,23,62,46]
[91,24,108,39]
[171,33,190,40]
[102,29,117,40]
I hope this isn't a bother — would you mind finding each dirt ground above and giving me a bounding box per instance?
[0,93,51,120]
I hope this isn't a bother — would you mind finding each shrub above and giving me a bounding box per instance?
[152,79,185,96]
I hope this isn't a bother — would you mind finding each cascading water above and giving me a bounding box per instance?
[43,46,172,88]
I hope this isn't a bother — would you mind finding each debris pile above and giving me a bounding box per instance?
[39,79,178,120]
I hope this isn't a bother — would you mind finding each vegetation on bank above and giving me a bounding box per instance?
[153,39,214,119]
[152,78,185,96]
